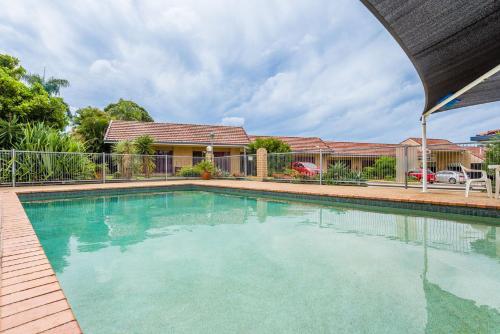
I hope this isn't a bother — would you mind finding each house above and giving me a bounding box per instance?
[249,135,396,172]
[104,120,250,175]
[398,137,484,173]
[470,129,499,142]
[325,141,396,171]
[249,135,333,171]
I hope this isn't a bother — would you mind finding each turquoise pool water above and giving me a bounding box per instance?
[23,190,500,333]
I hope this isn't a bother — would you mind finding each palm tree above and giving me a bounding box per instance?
[23,69,70,96]
[134,135,155,178]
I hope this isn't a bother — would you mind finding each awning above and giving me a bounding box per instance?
[361,1,500,115]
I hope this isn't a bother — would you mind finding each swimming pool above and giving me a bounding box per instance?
[22,190,500,333]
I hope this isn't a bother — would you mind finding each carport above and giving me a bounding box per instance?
[361,0,500,191]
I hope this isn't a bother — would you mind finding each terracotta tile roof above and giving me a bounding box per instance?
[465,146,486,160]
[402,138,464,151]
[477,129,500,136]
[325,141,396,156]
[248,135,332,151]
[104,120,250,146]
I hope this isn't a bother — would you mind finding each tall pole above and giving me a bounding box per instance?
[421,116,428,193]
[319,148,323,185]
[165,154,168,181]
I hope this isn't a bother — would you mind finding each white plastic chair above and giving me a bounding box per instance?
[460,165,492,198]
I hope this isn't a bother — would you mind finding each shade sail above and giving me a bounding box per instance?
[361,0,500,115]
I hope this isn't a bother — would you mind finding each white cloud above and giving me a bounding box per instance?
[0,0,497,142]
[220,117,245,127]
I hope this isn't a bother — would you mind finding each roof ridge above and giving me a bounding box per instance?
[112,119,246,130]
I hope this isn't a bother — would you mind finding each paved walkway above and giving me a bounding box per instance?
[1,179,498,333]
[0,193,81,334]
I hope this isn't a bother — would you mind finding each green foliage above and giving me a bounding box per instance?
[194,160,215,173]
[177,166,201,177]
[112,140,137,179]
[176,160,215,177]
[104,99,153,122]
[23,73,70,96]
[0,116,23,149]
[0,123,94,183]
[362,156,396,180]
[485,134,500,176]
[0,54,26,79]
[247,137,291,154]
[134,135,155,177]
[0,54,69,130]
[72,107,111,153]
[134,135,155,155]
[324,162,364,184]
[112,140,137,155]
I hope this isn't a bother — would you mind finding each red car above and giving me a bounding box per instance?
[291,162,321,176]
[408,169,436,183]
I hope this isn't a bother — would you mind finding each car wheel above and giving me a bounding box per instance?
[449,177,456,184]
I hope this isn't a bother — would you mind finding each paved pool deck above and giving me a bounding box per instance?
[1,180,498,333]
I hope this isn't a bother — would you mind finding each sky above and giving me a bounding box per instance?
[1,0,498,143]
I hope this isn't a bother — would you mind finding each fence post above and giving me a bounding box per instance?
[11,149,16,187]
[404,146,408,189]
[102,152,106,183]
[319,149,323,185]
[244,148,248,177]
[165,155,168,181]
[256,148,268,180]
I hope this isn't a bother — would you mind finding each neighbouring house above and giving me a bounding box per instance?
[249,135,396,172]
[398,138,485,176]
[248,135,333,171]
[470,129,500,142]
[104,120,250,175]
[325,141,396,172]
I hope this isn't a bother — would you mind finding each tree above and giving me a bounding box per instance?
[0,54,26,80]
[104,99,153,122]
[247,137,291,154]
[0,54,69,130]
[134,135,156,177]
[485,133,500,175]
[72,107,111,153]
[113,140,137,179]
[23,72,70,96]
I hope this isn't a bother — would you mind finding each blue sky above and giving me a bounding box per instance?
[1,0,498,143]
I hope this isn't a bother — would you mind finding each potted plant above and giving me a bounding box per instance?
[195,160,215,180]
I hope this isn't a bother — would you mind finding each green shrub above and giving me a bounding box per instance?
[324,162,364,185]
[177,166,200,177]
[362,156,396,180]
[194,160,215,173]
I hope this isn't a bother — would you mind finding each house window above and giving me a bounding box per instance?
[192,151,204,165]
[362,159,375,168]
[471,163,484,170]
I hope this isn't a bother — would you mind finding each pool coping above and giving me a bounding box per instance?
[0,192,82,333]
[1,180,498,333]
[14,181,500,218]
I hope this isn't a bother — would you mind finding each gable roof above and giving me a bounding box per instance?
[248,135,331,152]
[325,141,396,156]
[104,120,250,146]
[401,138,463,151]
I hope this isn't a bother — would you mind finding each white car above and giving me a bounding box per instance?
[435,170,465,184]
